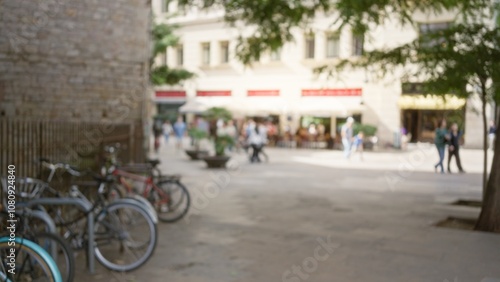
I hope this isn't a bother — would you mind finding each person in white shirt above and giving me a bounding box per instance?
[162,120,173,145]
[248,122,265,163]
[341,117,354,159]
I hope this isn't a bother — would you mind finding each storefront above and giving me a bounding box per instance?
[293,88,364,148]
[399,84,466,142]
[155,90,187,121]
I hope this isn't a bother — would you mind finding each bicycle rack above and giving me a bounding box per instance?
[15,208,57,234]
[15,208,59,258]
[24,197,96,273]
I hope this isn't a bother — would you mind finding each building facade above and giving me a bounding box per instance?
[0,0,151,124]
[152,1,491,148]
[0,0,151,171]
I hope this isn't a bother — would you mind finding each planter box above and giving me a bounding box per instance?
[202,156,230,168]
[185,150,209,160]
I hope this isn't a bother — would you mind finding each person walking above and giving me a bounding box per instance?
[173,116,187,149]
[434,119,448,174]
[489,120,496,151]
[351,131,364,161]
[162,120,173,145]
[225,120,238,152]
[152,119,163,153]
[248,122,265,163]
[258,122,269,162]
[447,123,465,173]
[341,117,354,159]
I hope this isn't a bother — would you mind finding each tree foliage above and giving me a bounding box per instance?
[203,107,233,122]
[151,66,194,85]
[178,0,491,64]
[150,22,195,85]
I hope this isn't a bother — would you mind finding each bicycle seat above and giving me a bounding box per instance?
[146,158,161,167]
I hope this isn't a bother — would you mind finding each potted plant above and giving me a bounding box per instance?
[203,134,235,168]
[185,127,209,160]
[201,107,235,168]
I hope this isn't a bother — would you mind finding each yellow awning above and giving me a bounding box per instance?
[398,94,466,110]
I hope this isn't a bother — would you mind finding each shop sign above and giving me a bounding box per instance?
[196,90,232,97]
[302,88,362,97]
[247,90,280,97]
[155,91,186,98]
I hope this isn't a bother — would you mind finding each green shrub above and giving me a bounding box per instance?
[215,134,235,156]
[353,124,377,136]
[203,107,233,122]
[188,128,208,150]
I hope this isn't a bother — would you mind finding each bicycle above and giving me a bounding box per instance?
[0,236,63,282]
[1,177,75,282]
[0,209,74,282]
[102,145,191,223]
[14,170,158,272]
[38,158,158,224]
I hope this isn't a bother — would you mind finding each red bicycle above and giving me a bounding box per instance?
[103,145,190,223]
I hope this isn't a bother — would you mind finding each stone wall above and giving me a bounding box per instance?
[0,0,151,123]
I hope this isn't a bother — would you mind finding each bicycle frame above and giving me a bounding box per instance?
[112,168,170,204]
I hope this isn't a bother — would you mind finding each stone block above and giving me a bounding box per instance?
[0,0,151,122]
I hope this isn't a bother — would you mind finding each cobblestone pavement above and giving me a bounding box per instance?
[75,144,500,282]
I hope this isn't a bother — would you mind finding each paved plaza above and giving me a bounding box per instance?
[78,144,500,282]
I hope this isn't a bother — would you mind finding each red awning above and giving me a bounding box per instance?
[155,91,186,98]
[196,90,231,97]
[301,88,362,97]
[247,90,280,97]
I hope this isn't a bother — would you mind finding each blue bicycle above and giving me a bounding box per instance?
[0,236,62,282]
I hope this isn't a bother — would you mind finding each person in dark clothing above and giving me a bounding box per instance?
[489,120,496,151]
[152,119,163,153]
[248,123,265,163]
[434,119,448,174]
[447,123,465,173]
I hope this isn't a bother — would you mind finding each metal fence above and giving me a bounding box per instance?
[0,119,145,178]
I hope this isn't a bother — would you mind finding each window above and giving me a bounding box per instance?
[419,22,451,34]
[201,42,210,66]
[220,41,229,64]
[326,33,340,58]
[352,34,364,56]
[161,0,170,13]
[305,33,315,59]
[176,45,183,66]
[418,22,452,48]
[270,48,281,61]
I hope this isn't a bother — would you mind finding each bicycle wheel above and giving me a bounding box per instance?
[93,201,157,272]
[109,183,158,223]
[151,181,190,223]
[33,232,75,282]
[0,237,62,282]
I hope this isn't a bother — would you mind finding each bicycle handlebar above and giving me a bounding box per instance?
[38,158,84,182]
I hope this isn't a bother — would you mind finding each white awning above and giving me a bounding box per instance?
[232,98,290,116]
[180,98,236,114]
[294,97,364,117]
[178,100,209,114]
[398,94,466,110]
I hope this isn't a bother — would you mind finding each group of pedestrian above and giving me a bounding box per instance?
[341,117,364,160]
[434,119,465,174]
[152,116,187,153]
